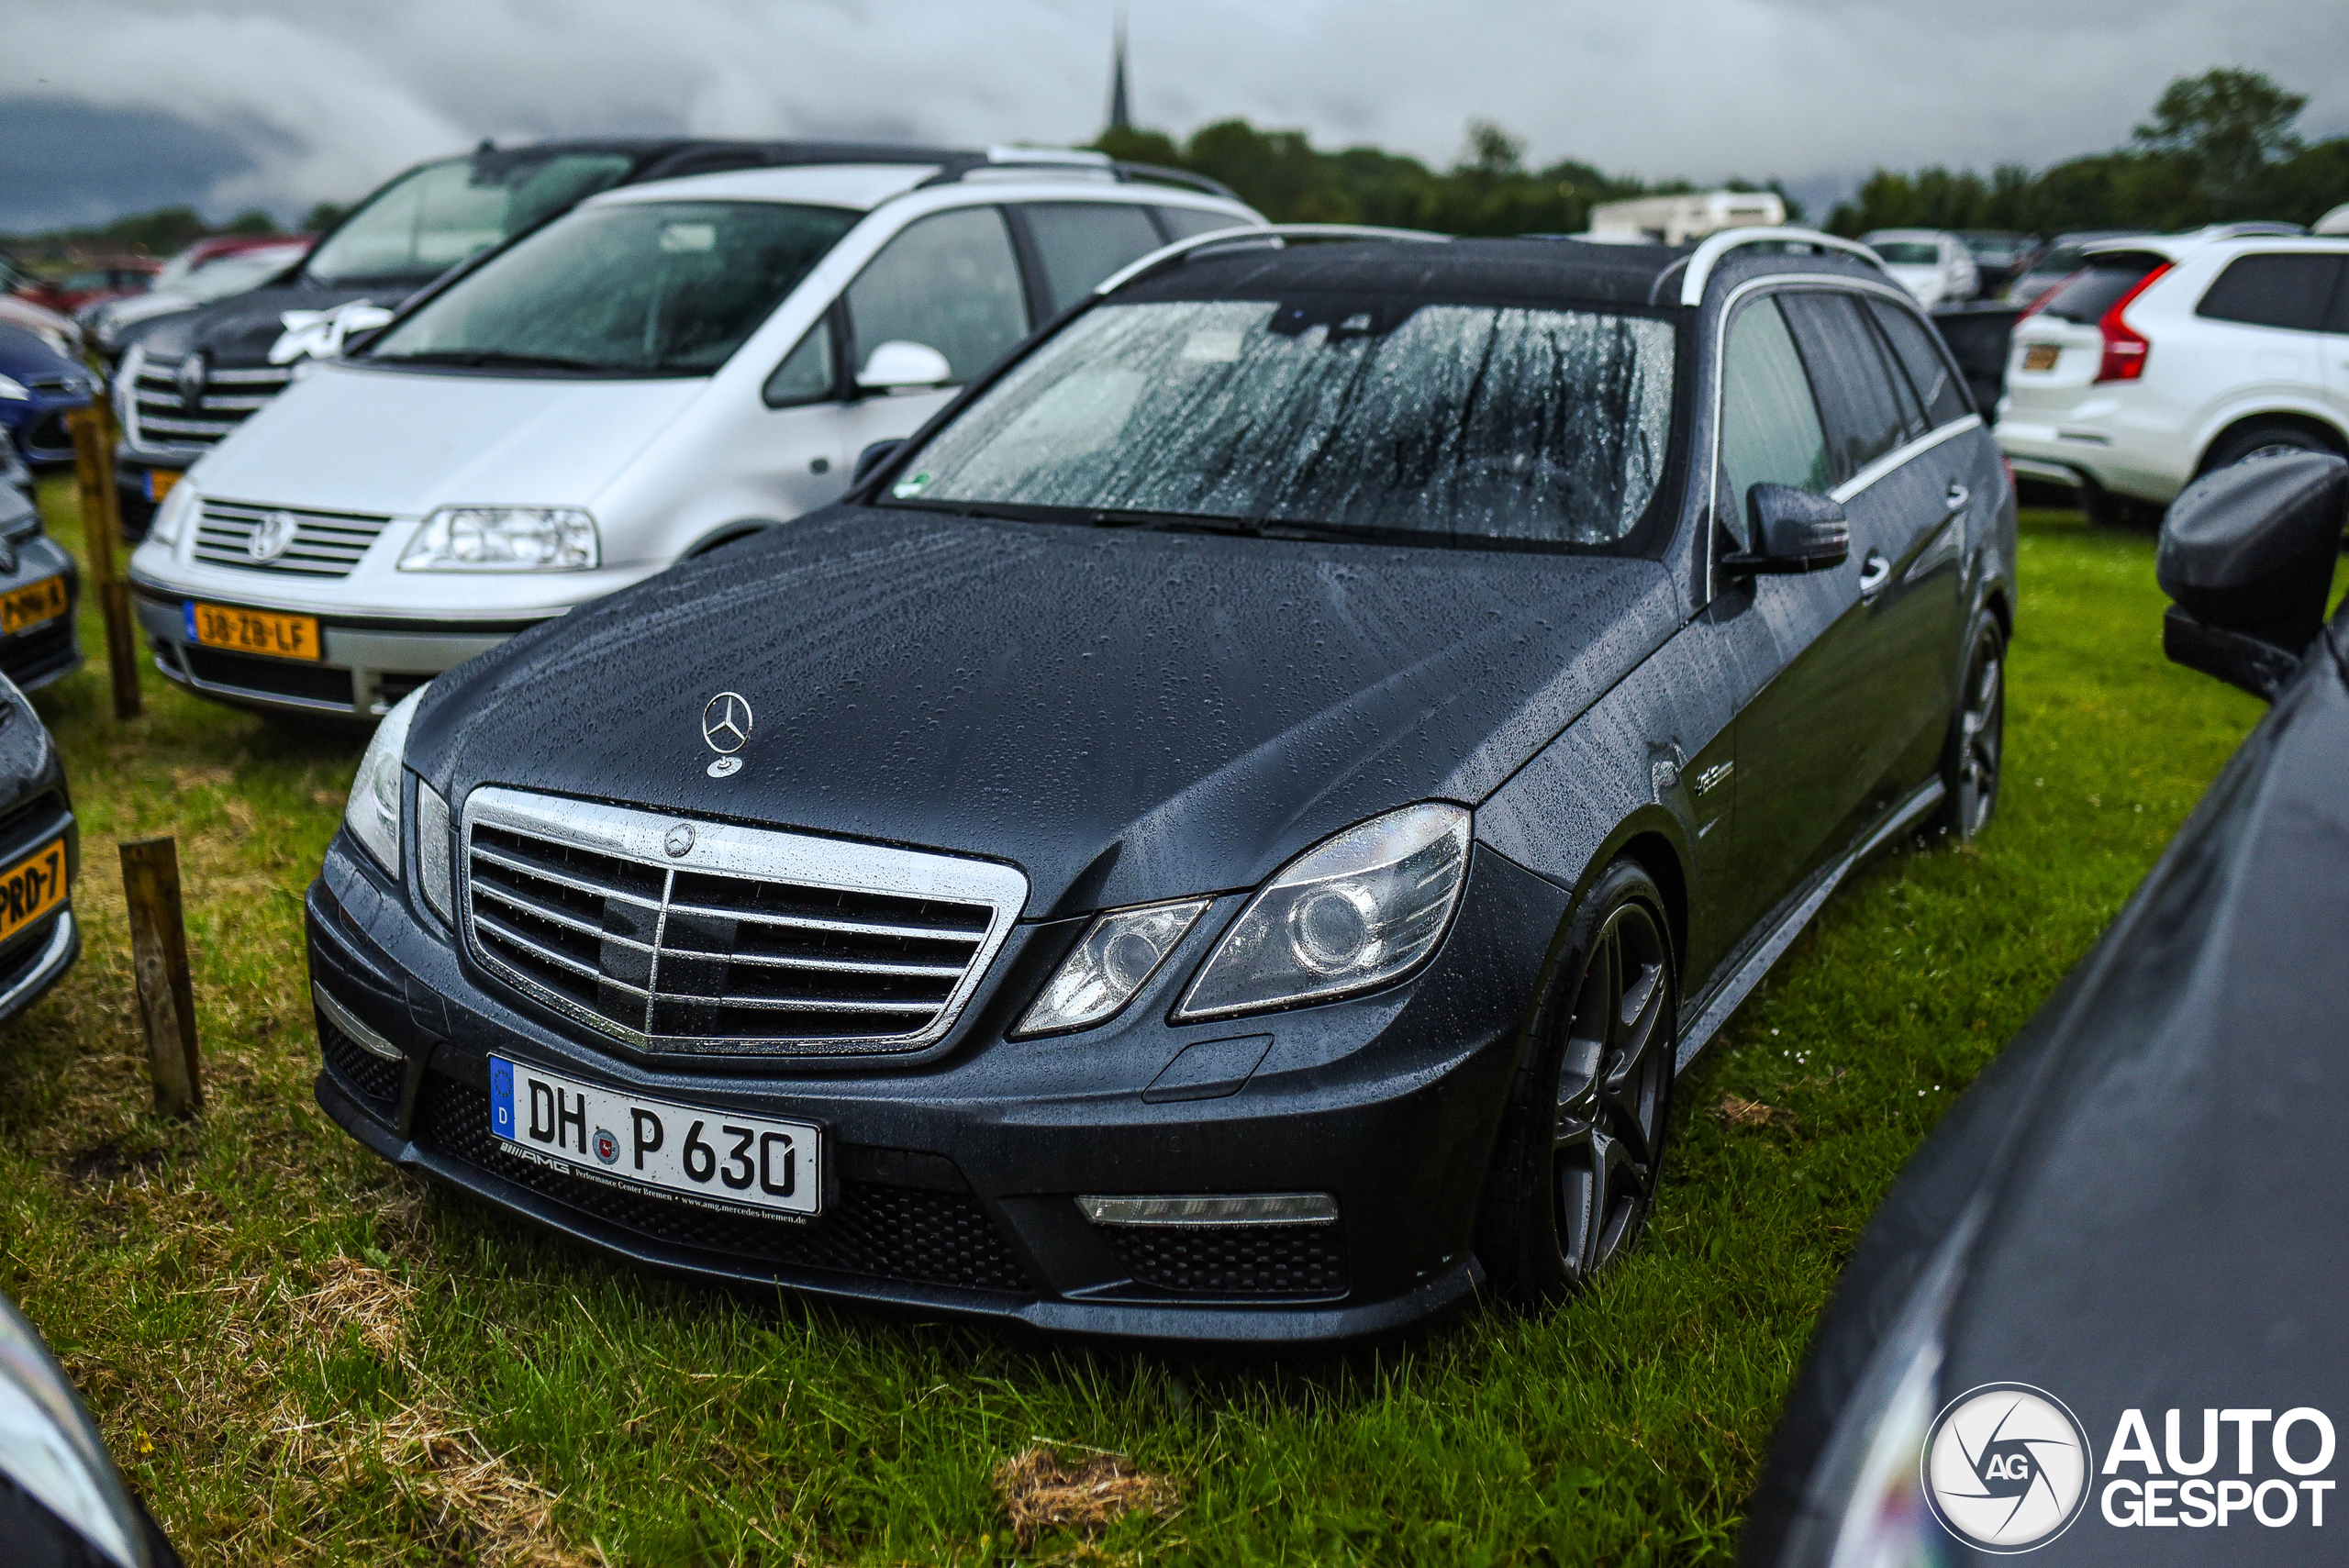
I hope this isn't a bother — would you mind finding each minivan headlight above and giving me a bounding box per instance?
[399,506,598,571]
[1174,803,1470,1021]
[148,478,198,547]
[344,687,426,875]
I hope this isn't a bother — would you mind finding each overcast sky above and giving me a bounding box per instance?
[4,0,2346,232]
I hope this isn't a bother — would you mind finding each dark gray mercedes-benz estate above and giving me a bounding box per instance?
[305,226,2014,1341]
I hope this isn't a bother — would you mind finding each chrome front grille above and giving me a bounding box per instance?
[130,354,292,447]
[192,499,391,577]
[459,788,1028,1058]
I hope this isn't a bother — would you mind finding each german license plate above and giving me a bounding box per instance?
[184,601,321,661]
[488,1055,821,1218]
[0,837,67,945]
[147,470,182,504]
[2022,343,2060,372]
[0,575,67,636]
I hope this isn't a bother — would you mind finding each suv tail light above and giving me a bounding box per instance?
[2094,262,2170,383]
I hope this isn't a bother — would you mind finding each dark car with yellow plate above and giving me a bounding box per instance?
[0,662,77,1027]
[0,471,79,694]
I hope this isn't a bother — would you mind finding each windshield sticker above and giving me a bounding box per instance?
[893,472,933,498]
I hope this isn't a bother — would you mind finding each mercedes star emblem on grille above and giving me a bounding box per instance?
[663,822,696,858]
[246,510,299,562]
[174,350,210,409]
[701,691,752,776]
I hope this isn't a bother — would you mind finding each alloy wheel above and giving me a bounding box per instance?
[1551,900,1673,1282]
[1954,629,2003,839]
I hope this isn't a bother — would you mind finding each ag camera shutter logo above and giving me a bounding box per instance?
[1922,1383,2094,1552]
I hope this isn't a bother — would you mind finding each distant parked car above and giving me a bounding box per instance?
[82,238,312,360]
[1862,231,1979,306]
[0,463,82,695]
[127,150,1260,720]
[1998,232,2349,528]
[110,136,1052,538]
[0,324,96,469]
[2316,203,2349,236]
[1999,229,2137,308]
[14,260,160,316]
[1740,452,2349,1568]
[0,1289,179,1565]
[1954,230,2037,295]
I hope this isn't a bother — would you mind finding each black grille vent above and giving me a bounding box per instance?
[417,1078,1031,1294]
[317,1015,402,1115]
[1108,1225,1349,1297]
[0,619,78,689]
[180,647,354,708]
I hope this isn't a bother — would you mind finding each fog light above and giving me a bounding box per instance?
[1077,1193,1338,1228]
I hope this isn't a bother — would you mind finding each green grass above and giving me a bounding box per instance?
[0,474,2277,1565]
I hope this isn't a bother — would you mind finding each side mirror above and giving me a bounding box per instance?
[2156,450,2347,700]
[852,439,903,486]
[855,340,952,395]
[1723,484,1851,574]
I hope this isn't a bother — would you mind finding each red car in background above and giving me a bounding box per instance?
[12,258,161,315]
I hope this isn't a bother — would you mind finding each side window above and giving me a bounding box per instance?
[844,207,1029,385]
[1152,206,1250,241]
[1023,203,1166,315]
[1778,291,1910,483]
[2196,254,2346,333]
[1867,298,1973,427]
[1719,296,1832,546]
[762,317,835,406]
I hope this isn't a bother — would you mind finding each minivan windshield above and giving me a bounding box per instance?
[890,295,1677,548]
[306,151,634,285]
[364,200,859,376]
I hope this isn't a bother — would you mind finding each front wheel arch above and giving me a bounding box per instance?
[2193,412,2349,478]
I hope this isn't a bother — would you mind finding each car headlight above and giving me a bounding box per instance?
[148,478,198,547]
[0,1293,152,1568]
[398,506,598,571]
[1016,897,1210,1037]
[0,374,26,401]
[415,777,455,925]
[343,686,426,876]
[1780,1205,1981,1568]
[1174,802,1470,1021]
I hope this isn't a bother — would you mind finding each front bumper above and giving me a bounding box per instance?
[0,393,89,467]
[304,830,1570,1341]
[0,537,82,693]
[131,579,541,719]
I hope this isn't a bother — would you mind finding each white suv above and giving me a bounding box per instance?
[128,150,1260,718]
[1998,233,2349,526]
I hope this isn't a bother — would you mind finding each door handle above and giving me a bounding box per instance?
[1858,551,1891,595]
[1944,482,1971,512]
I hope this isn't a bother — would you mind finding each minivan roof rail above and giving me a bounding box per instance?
[910,147,1242,202]
[1094,223,1448,296]
[1674,227,1885,306]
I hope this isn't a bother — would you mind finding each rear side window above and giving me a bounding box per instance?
[2034,252,2165,324]
[1867,298,1973,427]
[1022,203,1167,314]
[1719,297,1831,543]
[845,207,1030,384]
[2196,253,2347,333]
[1153,206,1250,241]
[1777,292,1910,483]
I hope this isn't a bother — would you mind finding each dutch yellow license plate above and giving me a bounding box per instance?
[185,601,322,661]
[147,470,182,504]
[0,837,67,946]
[2022,343,2060,372]
[0,575,67,636]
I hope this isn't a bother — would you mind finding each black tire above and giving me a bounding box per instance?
[2200,421,2343,475]
[1477,858,1677,1303]
[1933,616,2004,842]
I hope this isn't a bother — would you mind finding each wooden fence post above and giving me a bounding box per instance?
[119,837,199,1118]
[66,403,142,720]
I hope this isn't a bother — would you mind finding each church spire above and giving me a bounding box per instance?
[1107,9,1131,133]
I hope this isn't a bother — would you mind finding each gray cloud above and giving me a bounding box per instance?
[3,0,2344,231]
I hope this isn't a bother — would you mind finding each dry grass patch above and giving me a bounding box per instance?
[993,1446,1178,1551]
[1716,1095,1798,1129]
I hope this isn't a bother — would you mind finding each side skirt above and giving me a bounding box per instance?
[1674,777,1945,1073]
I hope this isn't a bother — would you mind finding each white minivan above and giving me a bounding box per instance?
[128,151,1262,718]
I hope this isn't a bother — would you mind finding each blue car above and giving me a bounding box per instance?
[0,324,95,467]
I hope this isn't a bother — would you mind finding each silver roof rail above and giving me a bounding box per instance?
[1095,223,1448,297]
[1676,227,1885,306]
